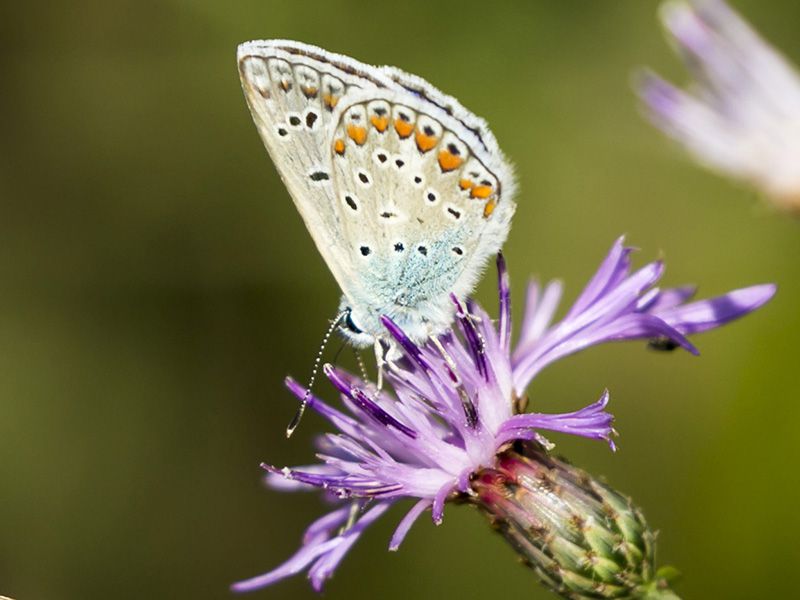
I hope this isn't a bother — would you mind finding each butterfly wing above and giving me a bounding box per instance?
[375,66,517,315]
[239,41,516,345]
[237,40,397,293]
[325,86,515,343]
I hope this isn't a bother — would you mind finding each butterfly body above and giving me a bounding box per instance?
[238,40,515,348]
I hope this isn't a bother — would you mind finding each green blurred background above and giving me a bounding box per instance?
[1,1,798,598]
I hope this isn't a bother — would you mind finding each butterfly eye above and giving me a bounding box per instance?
[343,311,363,335]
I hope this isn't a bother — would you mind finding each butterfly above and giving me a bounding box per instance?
[238,40,516,355]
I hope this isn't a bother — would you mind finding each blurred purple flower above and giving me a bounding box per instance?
[638,0,800,211]
[233,237,775,592]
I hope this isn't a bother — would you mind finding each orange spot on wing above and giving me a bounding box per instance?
[301,86,318,98]
[470,185,493,199]
[459,179,474,190]
[415,130,438,153]
[323,94,339,110]
[483,200,497,218]
[279,80,292,92]
[347,124,367,146]
[370,115,389,132]
[394,119,414,138]
[334,139,346,155]
[438,150,463,172]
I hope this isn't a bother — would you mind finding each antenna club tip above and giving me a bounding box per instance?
[286,418,300,438]
[286,402,306,438]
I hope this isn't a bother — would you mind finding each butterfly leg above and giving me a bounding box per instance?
[373,337,393,392]
[369,337,403,400]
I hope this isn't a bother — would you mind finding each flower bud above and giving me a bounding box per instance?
[468,442,680,599]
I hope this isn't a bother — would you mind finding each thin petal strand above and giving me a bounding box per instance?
[389,499,432,551]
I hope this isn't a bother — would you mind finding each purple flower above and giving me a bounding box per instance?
[233,237,775,593]
[637,0,800,211]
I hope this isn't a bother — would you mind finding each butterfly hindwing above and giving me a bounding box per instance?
[328,89,515,339]
[239,40,516,345]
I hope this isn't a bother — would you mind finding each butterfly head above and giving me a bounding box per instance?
[337,297,417,364]
[337,301,376,349]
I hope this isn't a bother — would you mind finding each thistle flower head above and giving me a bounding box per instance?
[233,237,774,594]
[638,0,800,211]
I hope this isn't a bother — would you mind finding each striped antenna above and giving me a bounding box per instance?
[286,309,347,438]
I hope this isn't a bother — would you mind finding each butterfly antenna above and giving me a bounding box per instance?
[353,348,370,383]
[430,335,478,428]
[286,309,347,438]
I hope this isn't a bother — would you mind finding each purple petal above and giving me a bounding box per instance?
[498,390,615,449]
[261,463,345,490]
[324,365,418,439]
[389,499,431,551]
[640,285,698,312]
[530,261,664,362]
[516,279,563,353]
[232,537,339,592]
[265,465,340,493]
[285,376,362,434]
[231,508,349,592]
[380,315,433,372]
[263,462,404,498]
[307,503,391,591]
[303,506,351,544]
[497,252,512,352]
[352,388,418,439]
[637,70,686,122]
[513,255,675,391]
[567,236,630,319]
[451,294,488,380]
[511,239,776,395]
[232,502,391,593]
[583,313,699,355]
[515,315,694,388]
[662,1,712,58]
[431,480,453,525]
[569,260,663,329]
[656,284,776,335]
